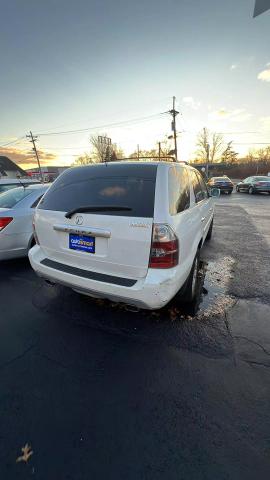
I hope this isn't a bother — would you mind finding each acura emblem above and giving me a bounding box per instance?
[75,215,83,225]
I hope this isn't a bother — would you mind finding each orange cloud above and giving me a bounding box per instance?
[0,146,58,169]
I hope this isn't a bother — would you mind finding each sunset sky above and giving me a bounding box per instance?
[0,0,270,169]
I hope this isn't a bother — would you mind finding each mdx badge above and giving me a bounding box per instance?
[130,222,150,228]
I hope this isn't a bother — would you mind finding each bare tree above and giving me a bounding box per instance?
[211,132,224,162]
[89,134,125,162]
[221,142,238,164]
[195,128,224,163]
[72,153,94,166]
[90,134,109,163]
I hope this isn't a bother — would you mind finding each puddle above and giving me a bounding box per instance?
[196,257,236,320]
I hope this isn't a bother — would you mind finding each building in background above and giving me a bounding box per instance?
[26,166,70,182]
[0,156,27,178]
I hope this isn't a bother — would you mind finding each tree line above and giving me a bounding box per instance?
[72,130,270,174]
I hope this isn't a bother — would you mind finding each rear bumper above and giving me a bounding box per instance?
[253,187,270,193]
[217,186,233,192]
[0,233,29,260]
[29,245,190,310]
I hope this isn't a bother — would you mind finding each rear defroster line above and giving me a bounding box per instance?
[40,258,137,287]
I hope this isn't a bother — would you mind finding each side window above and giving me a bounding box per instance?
[196,172,208,199]
[31,195,43,208]
[190,170,204,203]
[168,166,190,215]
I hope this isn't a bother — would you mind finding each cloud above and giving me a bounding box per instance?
[182,96,201,110]
[260,116,270,131]
[230,64,238,70]
[0,146,57,166]
[258,68,270,82]
[209,108,252,122]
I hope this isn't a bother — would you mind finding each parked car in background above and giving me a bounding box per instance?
[0,177,41,194]
[207,176,234,194]
[0,183,49,260]
[29,162,219,310]
[236,176,270,195]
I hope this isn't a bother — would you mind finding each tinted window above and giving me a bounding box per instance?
[190,170,204,203]
[0,187,33,208]
[0,184,18,194]
[39,164,157,218]
[168,166,190,215]
[253,177,270,181]
[31,195,44,208]
[196,172,208,199]
[213,177,230,181]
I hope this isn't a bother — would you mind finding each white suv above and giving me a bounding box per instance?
[29,162,217,309]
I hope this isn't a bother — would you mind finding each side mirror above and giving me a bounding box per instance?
[210,187,220,198]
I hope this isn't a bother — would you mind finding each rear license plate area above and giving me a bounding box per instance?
[69,234,95,253]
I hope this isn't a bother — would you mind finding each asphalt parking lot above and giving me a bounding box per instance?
[1,191,270,480]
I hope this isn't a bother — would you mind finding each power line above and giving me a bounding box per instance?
[35,96,172,132]
[0,136,25,148]
[217,131,260,135]
[35,113,165,137]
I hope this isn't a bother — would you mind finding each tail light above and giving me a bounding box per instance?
[32,218,40,245]
[0,217,13,231]
[149,224,179,269]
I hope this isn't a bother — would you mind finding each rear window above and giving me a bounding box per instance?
[214,177,230,181]
[0,187,34,208]
[0,184,19,194]
[39,164,158,218]
[253,177,270,181]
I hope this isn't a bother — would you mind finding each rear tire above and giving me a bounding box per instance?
[178,250,200,304]
[236,186,239,192]
[248,187,254,195]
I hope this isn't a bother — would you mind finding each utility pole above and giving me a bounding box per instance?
[137,144,140,161]
[204,127,210,179]
[158,142,161,161]
[206,143,210,179]
[26,131,44,182]
[168,96,179,162]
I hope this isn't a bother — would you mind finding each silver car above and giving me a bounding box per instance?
[0,183,49,260]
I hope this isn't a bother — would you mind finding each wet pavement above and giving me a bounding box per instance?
[0,191,270,479]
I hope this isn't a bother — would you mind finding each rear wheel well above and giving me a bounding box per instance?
[198,238,203,250]
[29,236,36,249]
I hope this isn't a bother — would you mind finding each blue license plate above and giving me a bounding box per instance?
[69,234,95,253]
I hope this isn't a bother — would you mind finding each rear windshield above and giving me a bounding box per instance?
[0,184,19,194]
[39,164,158,217]
[212,177,230,181]
[253,177,270,181]
[0,187,34,208]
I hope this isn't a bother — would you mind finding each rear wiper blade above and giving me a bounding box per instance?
[65,205,132,218]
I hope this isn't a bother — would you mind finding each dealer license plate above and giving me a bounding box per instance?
[69,234,95,253]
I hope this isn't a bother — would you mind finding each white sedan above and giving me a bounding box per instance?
[0,183,49,261]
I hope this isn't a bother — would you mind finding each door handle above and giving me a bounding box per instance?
[201,217,206,223]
